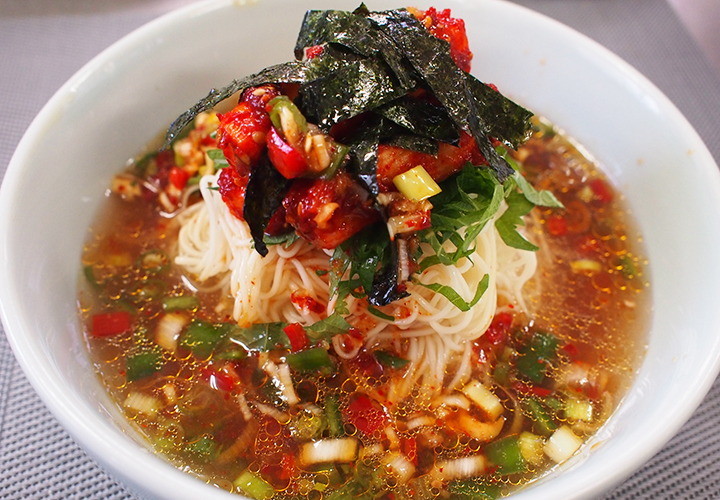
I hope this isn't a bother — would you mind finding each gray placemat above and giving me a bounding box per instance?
[1,1,720,499]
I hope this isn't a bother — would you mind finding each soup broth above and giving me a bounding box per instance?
[78,118,648,499]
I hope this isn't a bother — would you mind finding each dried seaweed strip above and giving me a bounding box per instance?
[243,153,292,257]
[377,95,460,146]
[366,9,514,181]
[299,58,403,131]
[465,75,533,149]
[163,61,308,147]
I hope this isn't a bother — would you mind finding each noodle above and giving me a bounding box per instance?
[174,170,538,397]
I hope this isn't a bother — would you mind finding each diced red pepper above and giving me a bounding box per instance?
[216,85,281,176]
[577,234,600,254]
[562,343,580,358]
[202,364,237,392]
[284,323,309,352]
[91,311,132,337]
[345,393,388,435]
[546,214,568,236]
[589,178,613,203]
[484,312,513,345]
[169,166,190,190]
[351,350,384,378]
[266,126,309,179]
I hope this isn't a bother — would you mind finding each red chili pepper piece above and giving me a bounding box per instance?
[304,45,324,59]
[91,311,132,337]
[402,436,418,465]
[413,7,473,72]
[290,291,325,315]
[546,214,568,236]
[589,178,613,203]
[216,85,281,176]
[202,365,237,392]
[168,166,190,190]
[283,323,309,352]
[266,126,309,179]
[217,166,247,221]
[484,311,513,345]
[345,393,387,435]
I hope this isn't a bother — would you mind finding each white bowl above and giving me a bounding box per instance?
[2,1,720,499]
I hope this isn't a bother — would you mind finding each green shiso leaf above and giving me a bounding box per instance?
[229,323,290,352]
[495,189,539,251]
[304,312,352,342]
[419,164,505,269]
[415,274,489,312]
[512,171,564,208]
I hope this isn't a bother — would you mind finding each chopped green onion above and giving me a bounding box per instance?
[523,397,557,437]
[126,349,164,382]
[515,331,558,383]
[187,434,219,462]
[484,435,526,475]
[162,295,199,312]
[392,165,442,201]
[325,393,344,438]
[267,95,307,142]
[285,347,335,374]
[234,470,275,500]
[543,425,582,463]
[320,143,350,180]
[180,320,231,359]
[129,279,166,304]
[518,431,545,466]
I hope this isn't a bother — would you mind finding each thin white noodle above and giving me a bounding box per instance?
[174,172,538,399]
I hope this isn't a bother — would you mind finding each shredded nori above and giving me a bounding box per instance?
[163,61,308,147]
[377,95,460,146]
[164,4,537,305]
[243,153,292,257]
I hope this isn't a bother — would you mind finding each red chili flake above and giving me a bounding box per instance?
[290,291,326,314]
[305,45,324,59]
